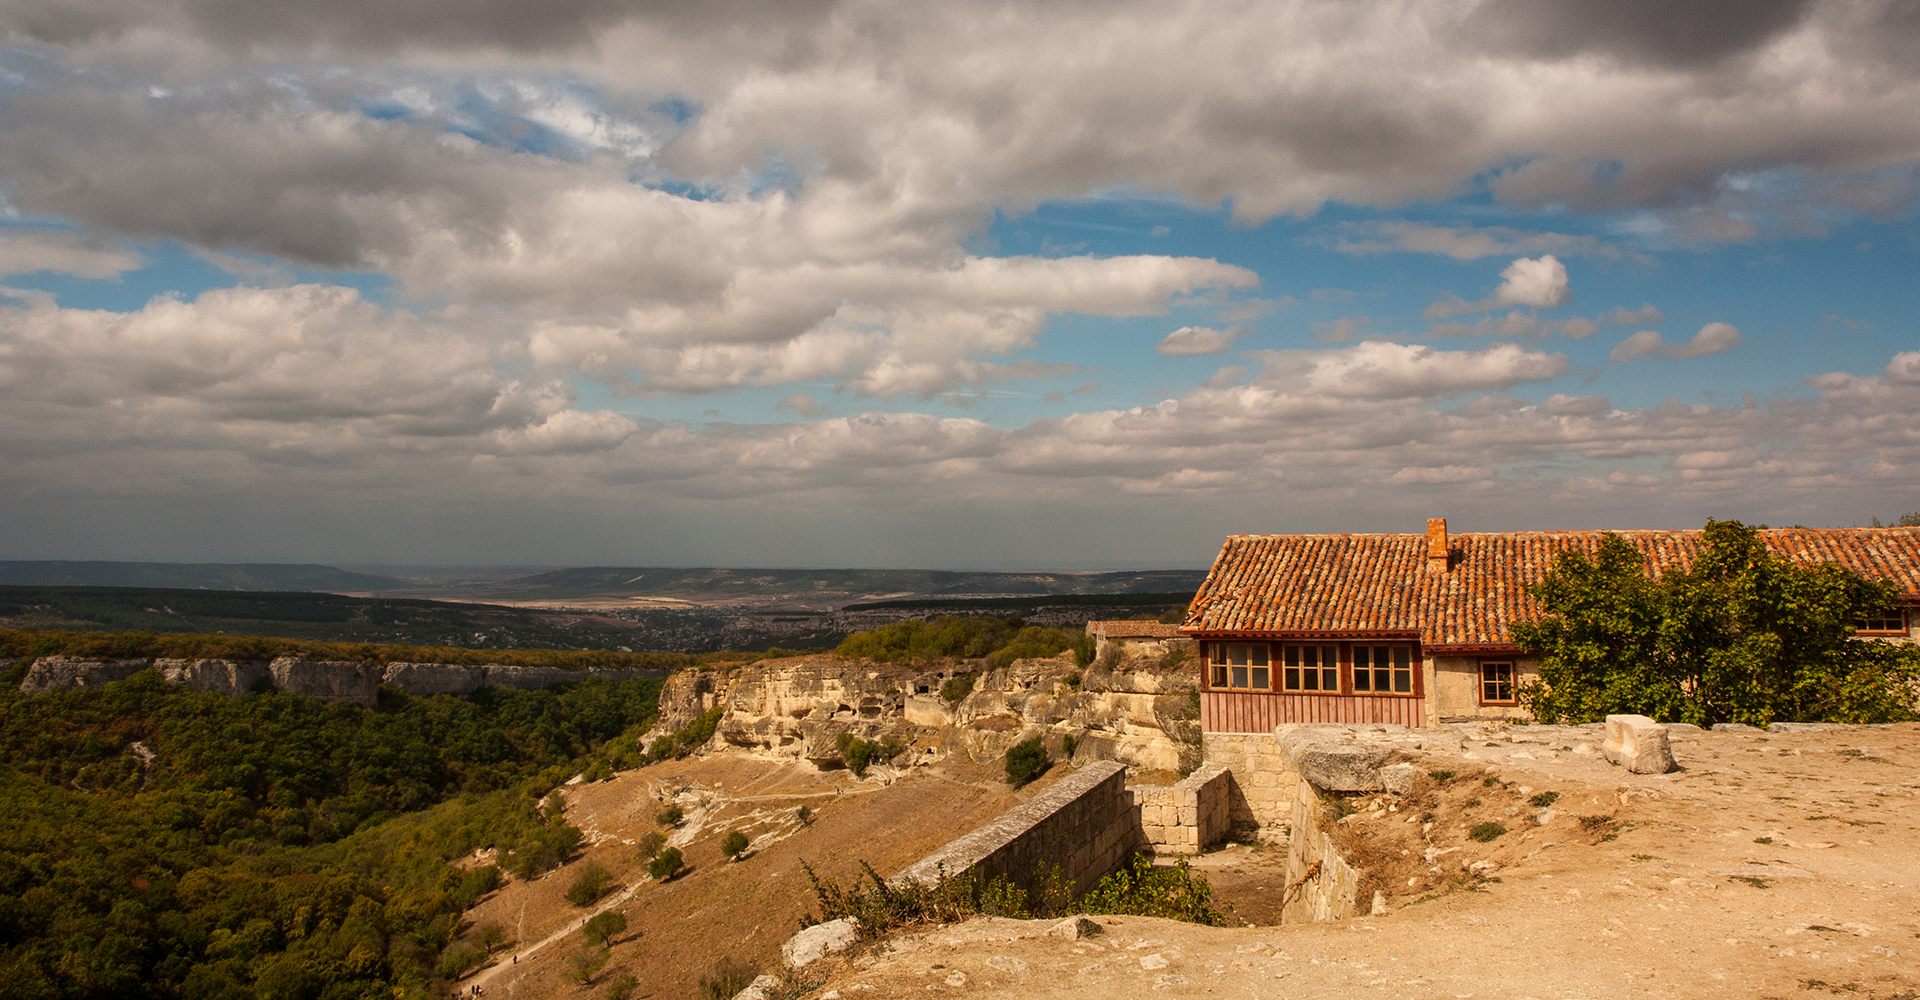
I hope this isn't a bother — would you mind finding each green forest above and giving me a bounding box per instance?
[0,654,666,999]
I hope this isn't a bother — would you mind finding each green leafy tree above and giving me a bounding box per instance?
[648,846,684,881]
[722,830,750,859]
[583,910,628,947]
[1515,519,1920,726]
[1004,735,1050,786]
[567,861,614,906]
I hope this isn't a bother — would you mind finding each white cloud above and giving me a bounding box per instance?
[1426,255,1570,320]
[1668,321,1741,359]
[776,393,823,418]
[1155,325,1246,356]
[1323,221,1625,260]
[1609,330,1665,363]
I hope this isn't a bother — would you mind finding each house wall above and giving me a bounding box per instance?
[1202,690,1425,732]
[1428,655,1538,723]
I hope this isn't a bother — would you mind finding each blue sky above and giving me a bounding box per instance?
[2,0,1918,568]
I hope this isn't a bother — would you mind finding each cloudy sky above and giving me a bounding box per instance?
[2,0,1918,570]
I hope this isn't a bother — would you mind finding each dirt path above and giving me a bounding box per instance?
[802,724,1920,999]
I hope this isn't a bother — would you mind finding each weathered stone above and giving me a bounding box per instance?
[1370,890,1388,915]
[781,918,859,969]
[1711,722,1764,732]
[19,657,149,692]
[1278,728,1397,791]
[1380,763,1422,796]
[732,974,781,1000]
[157,659,269,694]
[986,955,1030,974]
[1602,714,1676,774]
[1766,722,1833,732]
[1046,916,1103,940]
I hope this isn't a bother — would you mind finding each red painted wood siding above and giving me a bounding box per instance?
[1201,691,1426,732]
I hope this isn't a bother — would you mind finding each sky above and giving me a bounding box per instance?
[1,0,1918,570]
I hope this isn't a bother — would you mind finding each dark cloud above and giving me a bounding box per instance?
[1465,0,1815,68]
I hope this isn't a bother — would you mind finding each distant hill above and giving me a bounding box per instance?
[490,567,1209,604]
[0,561,405,592]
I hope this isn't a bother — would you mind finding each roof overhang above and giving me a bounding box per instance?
[1181,628,1425,641]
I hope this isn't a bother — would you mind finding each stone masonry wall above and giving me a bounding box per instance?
[1200,732,1299,843]
[896,760,1143,899]
[1133,763,1231,854]
[1278,779,1361,924]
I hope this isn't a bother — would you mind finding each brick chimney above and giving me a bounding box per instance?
[1426,518,1450,574]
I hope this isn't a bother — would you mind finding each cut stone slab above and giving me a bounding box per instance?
[1602,715,1676,774]
[782,917,860,969]
[1278,728,1397,791]
[1380,763,1422,796]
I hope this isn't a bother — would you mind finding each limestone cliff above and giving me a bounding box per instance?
[18,656,660,705]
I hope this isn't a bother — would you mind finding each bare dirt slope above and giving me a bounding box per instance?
[803,724,1920,999]
[452,751,1072,998]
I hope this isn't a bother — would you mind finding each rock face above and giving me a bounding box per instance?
[19,656,655,706]
[782,918,860,969]
[1602,714,1677,774]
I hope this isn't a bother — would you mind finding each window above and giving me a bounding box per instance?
[1282,644,1340,692]
[1209,643,1270,690]
[1480,661,1515,704]
[1352,645,1414,694]
[1855,609,1908,633]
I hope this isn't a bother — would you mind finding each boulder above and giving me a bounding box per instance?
[732,974,781,1000]
[1380,763,1422,796]
[1047,916,1104,940]
[1278,728,1396,791]
[781,917,859,969]
[1602,715,1676,774]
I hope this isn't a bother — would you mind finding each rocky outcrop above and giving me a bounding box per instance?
[19,656,656,706]
[1602,714,1677,774]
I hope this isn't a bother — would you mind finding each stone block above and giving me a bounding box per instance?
[1602,715,1676,774]
[1380,763,1421,796]
[782,918,859,969]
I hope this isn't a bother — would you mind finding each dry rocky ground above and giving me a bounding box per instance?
[794,724,1920,1000]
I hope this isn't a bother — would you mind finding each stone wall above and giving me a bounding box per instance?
[1277,779,1361,923]
[896,760,1143,899]
[1133,763,1231,854]
[19,657,659,706]
[1199,732,1299,842]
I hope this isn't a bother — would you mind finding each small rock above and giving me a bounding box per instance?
[1535,808,1556,825]
[782,918,860,969]
[1048,916,1104,940]
[986,956,1030,974]
[1602,715,1677,774]
[1153,975,1191,988]
[944,971,968,987]
[1370,890,1388,915]
[1380,763,1422,795]
[1140,954,1171,970]
[1571,743,1595,755]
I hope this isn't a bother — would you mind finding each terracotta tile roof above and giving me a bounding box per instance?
[1182,527,1920,649]
[1089,620,1185,639]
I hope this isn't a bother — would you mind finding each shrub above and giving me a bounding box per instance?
[1528,790,1560,808]
[566,861,613,906]
[1073,634,1096,668]
[582,911,628,947]
[1080,854,1225,926]
[796,805,812,825]
[697,958,760,1000]
[476,922,507,954]
[1427,770,1456,782]
[635,830,666,862]
[568,946,609,985]
[1004,735,1050,787]
[435,942,484,980]
[656,803,684,826]
[1063,672,1081,690]
[835,731,879,776]
[648,846,684,881]
[1468,822,1507,843]
[940,672,979,705]
[1061,733,1077,759]
[722,830,750,859]
[605,972,640,1000]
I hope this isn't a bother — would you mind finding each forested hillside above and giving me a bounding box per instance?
[0,652,668,999]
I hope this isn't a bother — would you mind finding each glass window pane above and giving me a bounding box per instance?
[1394,647,1411,670]
[1250,667,1269,690]
[1210,643,1226,664]
[1394,668,1412,693]
[1285,667,1300,690]
[1212,665,1228,687]
[1353,666,1370,691]
[1302,667,1319,691]
[1250,645,1269,667]
[1322,668,1339,691]
[1352,646,1367,670]
[1232,666,1248,688]
[1284,645,1300,667]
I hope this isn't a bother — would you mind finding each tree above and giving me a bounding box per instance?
[648,846,684,881]
[566,861,613,906]
[583,910,628,947]
[1514,519,1920,726]
[722,830,750,859]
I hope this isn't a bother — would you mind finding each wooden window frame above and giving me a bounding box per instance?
[1478,660,1517,706]
[1280,643,1340,694]
[1350,642,1418,697]
[1854,608,1909,635]
[1207,641,1272,691]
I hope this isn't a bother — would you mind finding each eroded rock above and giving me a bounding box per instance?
[782,917,860,969]
[1602,714,1676,774]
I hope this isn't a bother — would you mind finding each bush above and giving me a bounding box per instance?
[583,910,628,947]
[1469,822,1507,843]
[722,830,750,859]
[635,829,666,861]
[1528,790,1560,808]
[656,803,684,826]
[569,946,609,985]
[567,861,613,906]
[648,846,684,881]
[1427,770,1456,782]
[605,972,640,1000]
[1061,734,1077,759]
[940,671,979,705]
[697,958,760,1000]
[436,942,485,980]
[1080,854,1225,926]
[796,804,813,825]
[1004,735,1050,787]
[1073,634,1096,668]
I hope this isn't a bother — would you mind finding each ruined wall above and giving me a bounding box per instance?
[896,761,1142,899]
[1133,763,1230,854]
[19,657,658,706]
[1277,779,1362,924]
[1199,732,1299,842]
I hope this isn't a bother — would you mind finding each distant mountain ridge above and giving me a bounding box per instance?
[495,566,1209,602]
[0,561,406,592]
